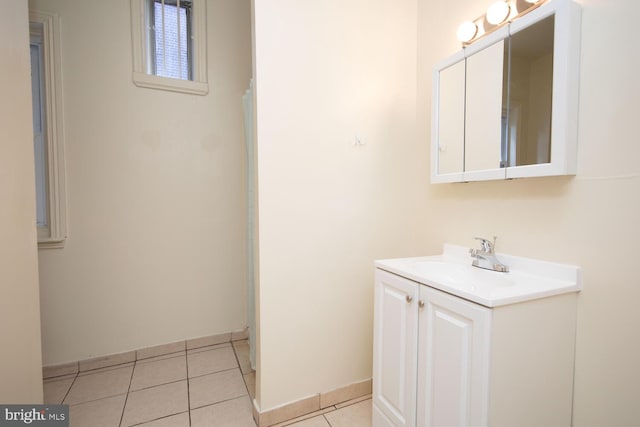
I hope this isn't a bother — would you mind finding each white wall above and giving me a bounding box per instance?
[253,0,429,410]
[31,0,252,365]
[0,0,44,403]
[418,0,640,424]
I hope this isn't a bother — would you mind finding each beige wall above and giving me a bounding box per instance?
[31,0,252,365]
[0,0,44,403]
[418,0,640,424]
[253,0,429,410]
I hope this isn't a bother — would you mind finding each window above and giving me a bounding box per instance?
[131,0,208,95]
[150,0,192,80]
[29,11,67,248]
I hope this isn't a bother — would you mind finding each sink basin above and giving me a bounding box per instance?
[410,260,516,289]
[375,244,582,307]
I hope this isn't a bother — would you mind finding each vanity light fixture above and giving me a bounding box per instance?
[457,21,478,43]
[486,1,511,25]
[456,0,547,45]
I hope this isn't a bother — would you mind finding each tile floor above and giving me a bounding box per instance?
[43,339,372,427]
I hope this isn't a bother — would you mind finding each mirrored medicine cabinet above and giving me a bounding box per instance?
[431,0,581,183]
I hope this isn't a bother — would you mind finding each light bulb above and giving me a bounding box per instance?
[457,21,478,43]
[486,1,510,25]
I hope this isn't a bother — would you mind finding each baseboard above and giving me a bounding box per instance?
[42,327,249,379]
[252,378,372,427]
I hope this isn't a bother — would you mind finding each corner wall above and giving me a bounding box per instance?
[418,0,640,424]
[0,0,44,403]
[253,0,428,410]
[31,0,252,365]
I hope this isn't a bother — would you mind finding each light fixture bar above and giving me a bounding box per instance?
[456,0,547,45]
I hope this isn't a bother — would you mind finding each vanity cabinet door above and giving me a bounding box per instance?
[373,269,419,427]
[417,286,492,427]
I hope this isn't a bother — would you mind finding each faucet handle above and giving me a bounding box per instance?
[473,236,496,253]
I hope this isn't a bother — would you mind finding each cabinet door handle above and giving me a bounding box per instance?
[418,300,425,308]
[406,295,413,303]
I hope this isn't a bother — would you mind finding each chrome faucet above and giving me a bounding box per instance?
[469,236,509,273]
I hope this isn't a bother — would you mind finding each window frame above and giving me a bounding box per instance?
[29,10,68,249]
[131,0,208,95]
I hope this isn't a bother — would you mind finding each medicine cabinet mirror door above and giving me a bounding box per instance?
[431,52,465,183]
[463,36,508,181]
[505,0,581,179]
[505,15,554,170]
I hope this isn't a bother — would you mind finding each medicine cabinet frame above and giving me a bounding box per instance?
[431,0,581,184]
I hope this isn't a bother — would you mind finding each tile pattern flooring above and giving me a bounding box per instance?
[43,339,372,427]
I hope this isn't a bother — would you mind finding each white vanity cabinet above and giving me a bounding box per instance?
[373,259,579,427]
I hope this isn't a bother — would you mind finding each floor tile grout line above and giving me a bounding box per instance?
[231,341,255,399]
[43,372,78,382]
[120,379,191,427]
[334,394,373,410]
[59,372,79,405]
[76,362,135,378]
[187,341,234,353]
[79,358,135,371]
[123,362,242,392]
[118,358,137,427]
[64,392,128,408]
[277,406,336,427]
[188,393,250,412]
[277,399,371,427]
[188,345,229,353]
[135,351,187,365]
[127,354,189,392]
[186,345,234,358]
[127,410,190,427]
[187,350,227,359]
[188,366,241,381]
[186,349,192,427]
[127,377,188,394]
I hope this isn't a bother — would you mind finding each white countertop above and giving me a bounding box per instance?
[375,244,582,307]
